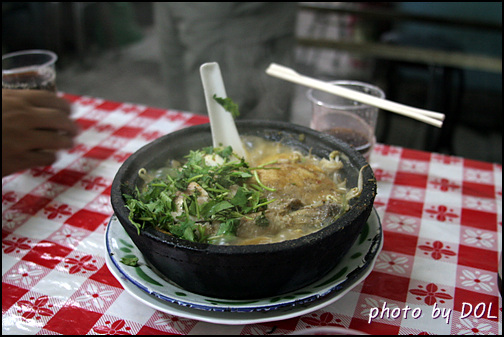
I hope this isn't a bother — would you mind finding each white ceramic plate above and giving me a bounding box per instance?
[105,209,382,323]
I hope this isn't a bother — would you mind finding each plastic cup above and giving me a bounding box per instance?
[2,49,58,92]
[307,81,385,161]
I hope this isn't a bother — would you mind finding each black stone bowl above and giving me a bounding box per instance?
[111,120,376,299]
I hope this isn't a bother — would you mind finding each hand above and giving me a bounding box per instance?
[2,89,79,177]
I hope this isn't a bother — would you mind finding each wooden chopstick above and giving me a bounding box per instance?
[266,63,445,128]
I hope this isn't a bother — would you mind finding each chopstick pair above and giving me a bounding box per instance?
[265,63,445,128]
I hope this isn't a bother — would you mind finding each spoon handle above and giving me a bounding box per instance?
[200,62,246,158]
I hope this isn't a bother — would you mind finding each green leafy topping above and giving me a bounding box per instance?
[124,146,275,243]
[255,212,270,227]
[213,94,240,118]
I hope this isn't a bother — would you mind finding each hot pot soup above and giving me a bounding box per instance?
[124,136,364,245]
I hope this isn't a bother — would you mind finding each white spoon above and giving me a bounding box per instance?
[200,62,247,158]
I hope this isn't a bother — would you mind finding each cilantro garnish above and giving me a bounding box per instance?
[124,146,275,244]
[213,94,240,118]
[255,211,270,227]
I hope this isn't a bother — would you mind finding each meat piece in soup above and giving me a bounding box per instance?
[235,154,348,245]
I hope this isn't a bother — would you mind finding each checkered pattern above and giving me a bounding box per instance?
[2,95,502,335]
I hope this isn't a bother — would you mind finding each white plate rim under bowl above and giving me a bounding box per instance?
[105,208,382,315]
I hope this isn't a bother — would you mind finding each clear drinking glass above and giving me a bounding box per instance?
[2,49,58,92]
[307,81,385,161]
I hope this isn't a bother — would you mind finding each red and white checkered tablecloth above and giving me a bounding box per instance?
[2,94,501,335]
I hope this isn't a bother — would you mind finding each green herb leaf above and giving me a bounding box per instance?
[216,219,239,236]
[255,212,270,227]
[208,201,234,216]
[213,94,240,118]
[229,187,248,208]
[124,145,275,243]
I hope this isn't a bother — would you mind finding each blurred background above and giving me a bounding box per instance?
[2,2,502,163]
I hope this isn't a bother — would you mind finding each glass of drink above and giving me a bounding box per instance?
[307,81,385,161]
[2,49,58,92]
